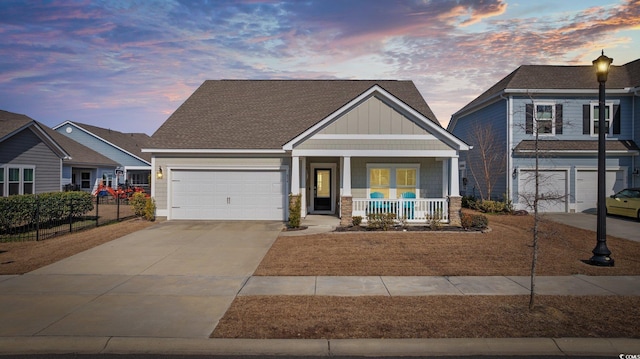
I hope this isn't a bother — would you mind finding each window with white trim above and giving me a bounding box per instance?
[525,102,562,136]
[2,166,35,196]
[367,164,419,198]
[590,102,613,136]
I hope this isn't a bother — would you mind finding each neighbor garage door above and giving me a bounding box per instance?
[170,169,287,220]
[518,170,567,212]
[575,169,625,212]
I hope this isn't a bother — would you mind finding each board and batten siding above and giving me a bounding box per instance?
[350,157,443,199]
[0,128,62,193]
[319,95,429,135]
[450,100,507,200]
[153,156,289,212]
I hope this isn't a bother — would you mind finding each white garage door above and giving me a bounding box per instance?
[575,170,625,212]
[170,169,287,220]
[518,170,567,212]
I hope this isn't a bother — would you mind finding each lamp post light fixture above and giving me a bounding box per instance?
[589,50,614,267]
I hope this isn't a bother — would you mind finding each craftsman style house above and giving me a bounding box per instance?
[145,80,470,225]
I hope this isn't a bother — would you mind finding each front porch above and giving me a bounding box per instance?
[290,155,462,227]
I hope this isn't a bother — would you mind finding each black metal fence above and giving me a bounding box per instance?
[0,194,136,242]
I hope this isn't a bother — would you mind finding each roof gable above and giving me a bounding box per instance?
[286,85,469,151]
[54,121,152,164]
[149,80,441,150]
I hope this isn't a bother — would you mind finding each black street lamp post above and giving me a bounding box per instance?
[589,51,614,267]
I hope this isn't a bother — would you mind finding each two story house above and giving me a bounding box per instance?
[448,58,640,213]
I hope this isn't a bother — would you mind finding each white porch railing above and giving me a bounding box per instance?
[352,198,449,223]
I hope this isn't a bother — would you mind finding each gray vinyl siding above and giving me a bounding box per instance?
[450,100,507,200]
[56,124,148,166]
[350,157,443,198]
[0,128,61,193]
[153,155,289,211]
[319,95,429,135]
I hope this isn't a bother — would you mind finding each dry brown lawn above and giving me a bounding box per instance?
[214,213,640,339]
[0,218,154,275]
[213,295,640,339]
[255,213,640,276]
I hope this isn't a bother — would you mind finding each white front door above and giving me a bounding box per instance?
[170,169,287,220]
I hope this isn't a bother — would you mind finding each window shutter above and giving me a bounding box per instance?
[555,104,563,134]
[525,104,533,134]
[613,104,621,134]
[583,104,590,135]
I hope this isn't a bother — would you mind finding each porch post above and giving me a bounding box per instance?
[450,156,460,196]
[291,156,300,195]
[300,157,307,217]
[342,156,351,196]
[449,156,462,227]
[340,156,352,226]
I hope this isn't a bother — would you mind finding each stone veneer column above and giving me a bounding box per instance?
[449,196,462,227]
[340,196,353,227]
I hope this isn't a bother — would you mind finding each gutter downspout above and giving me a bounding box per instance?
[633,88,639,187]
[500,92,513,204]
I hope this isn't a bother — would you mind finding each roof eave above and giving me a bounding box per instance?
[142,148,287,154]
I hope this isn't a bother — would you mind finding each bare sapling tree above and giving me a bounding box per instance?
[466,121,506,201]
[517,97,569,310]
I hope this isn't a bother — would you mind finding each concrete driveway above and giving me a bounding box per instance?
[549,211,640,242]
[0,221,282,338]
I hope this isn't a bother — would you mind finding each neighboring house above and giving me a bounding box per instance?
[145,80,470,225]
[53,121,152,192]
[448,58,640,213]
[0,110,118,196]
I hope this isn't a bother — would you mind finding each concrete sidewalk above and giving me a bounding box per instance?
[240,274,640,296]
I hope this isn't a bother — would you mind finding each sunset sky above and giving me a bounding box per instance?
[1,0,639,135]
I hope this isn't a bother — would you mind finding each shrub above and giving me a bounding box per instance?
[461,212,489,230]
[461,195,478,210]
[367,213,396,231]
[476,200,513,214]
[352,216,362,226]
[0,191,93,232]
[130,192,147,217]
[426,209,443,230]
[288,194,301,228]
[144,197,156,221]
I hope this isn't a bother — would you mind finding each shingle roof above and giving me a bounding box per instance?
[150,80,439,150]
[0,110,33,140]
[455,58,640,117]
[1,109,117,166]
[67,122,152,162]
[513,140,639,153]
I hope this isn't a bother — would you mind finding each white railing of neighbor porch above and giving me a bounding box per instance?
[352,198,449,223]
